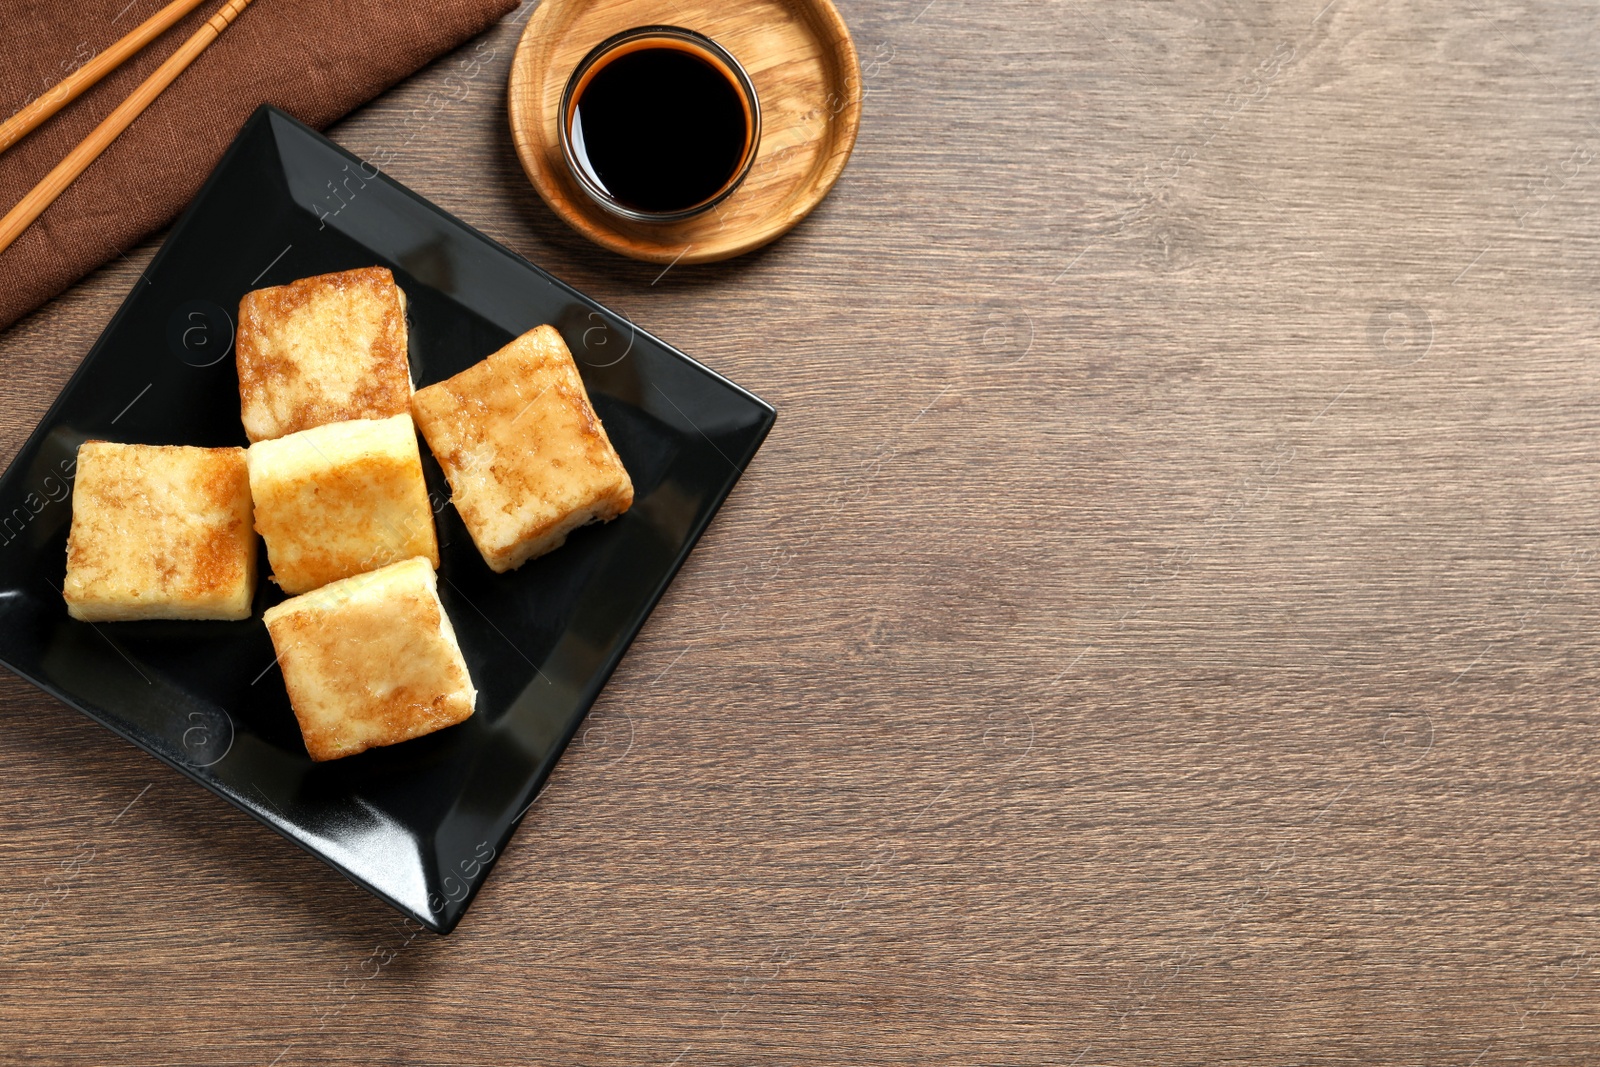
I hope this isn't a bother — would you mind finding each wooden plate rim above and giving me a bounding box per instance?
[507,0,862,264]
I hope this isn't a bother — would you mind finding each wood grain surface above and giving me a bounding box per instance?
[3,0,1600,1062]
[508,0,860,262]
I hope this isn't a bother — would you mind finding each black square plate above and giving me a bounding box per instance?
[0,107,774,933]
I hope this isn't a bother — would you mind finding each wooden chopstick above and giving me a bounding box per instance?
[0,0,255,257]
[0,0,215,156]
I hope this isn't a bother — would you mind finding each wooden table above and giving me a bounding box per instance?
[4,0,1600,1061]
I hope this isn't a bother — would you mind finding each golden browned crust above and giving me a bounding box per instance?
[236,267,411,443]
[262,557,475,761]
[410,324,634,573]
[246,414,438,595]
[63,442,256,621]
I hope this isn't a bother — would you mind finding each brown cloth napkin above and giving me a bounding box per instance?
[0,0,519,331]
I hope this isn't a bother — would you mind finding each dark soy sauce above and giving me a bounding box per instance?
[570,45,749,214]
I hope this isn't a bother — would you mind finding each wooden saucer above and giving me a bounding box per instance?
[507,0,861,264]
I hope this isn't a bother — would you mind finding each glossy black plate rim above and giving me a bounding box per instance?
[0,105,775,933]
